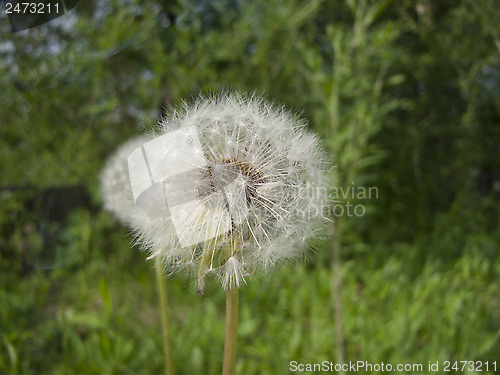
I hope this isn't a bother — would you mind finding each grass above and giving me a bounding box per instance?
[1,205,499,374]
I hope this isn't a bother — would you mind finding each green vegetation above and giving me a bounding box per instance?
[1,0,499,374]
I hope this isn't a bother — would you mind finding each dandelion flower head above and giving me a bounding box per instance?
[100,135,152,224]
[104,92,331,290]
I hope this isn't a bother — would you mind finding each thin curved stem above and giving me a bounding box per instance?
[222,287,239,375]
[155,262,175,375]
[331,222,345,373]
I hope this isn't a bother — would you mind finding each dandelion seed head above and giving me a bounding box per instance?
[100,135,152,224]
[101,92,332,290]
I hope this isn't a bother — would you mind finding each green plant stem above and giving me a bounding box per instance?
[222,287,239,375]
[155,262,174,375]
[331,222,345,373]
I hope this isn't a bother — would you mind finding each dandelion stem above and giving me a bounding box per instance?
[331,222,345,373]
[155,261,175,375]
[222,287,239,375]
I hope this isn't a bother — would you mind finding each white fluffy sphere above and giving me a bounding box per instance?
[101,92,331,290]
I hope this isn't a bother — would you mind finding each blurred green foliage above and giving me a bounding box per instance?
[1,0,499,374]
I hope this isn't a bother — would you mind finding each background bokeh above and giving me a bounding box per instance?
[1,0,499,374]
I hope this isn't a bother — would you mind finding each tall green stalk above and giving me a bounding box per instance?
[222,287,239,375]
[155,262,174,375]
[331,221,345,372]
